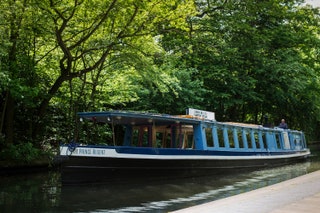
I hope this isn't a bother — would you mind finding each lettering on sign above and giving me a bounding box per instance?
[74,148,106,156]
[186,108,215,121]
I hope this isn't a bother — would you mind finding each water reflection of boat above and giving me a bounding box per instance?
[59,109,310,184]
[58,162,312,212]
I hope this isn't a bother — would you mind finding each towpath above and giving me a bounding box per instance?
[172,170,320,213]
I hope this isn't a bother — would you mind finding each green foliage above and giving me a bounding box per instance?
[0,0,196,146]
[0,142,41,164]
[160,0,320,129]
[78,121,113,145]
[0,71,10,93]
[128,54,207,114]
[1,0,320,167]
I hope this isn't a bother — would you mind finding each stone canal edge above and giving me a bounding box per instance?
[172,170,320,213]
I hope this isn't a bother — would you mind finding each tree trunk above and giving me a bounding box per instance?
[0,92,8,136]
[32,75,68,141]
[4,92,15,145]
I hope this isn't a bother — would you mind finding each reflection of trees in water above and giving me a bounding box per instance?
[0,171,61,212]
[1,157,319,212]
[59,161,315,212]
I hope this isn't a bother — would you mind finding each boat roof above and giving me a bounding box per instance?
[77,111,299,132]
[78,111,203,126]
[224,122,263,129]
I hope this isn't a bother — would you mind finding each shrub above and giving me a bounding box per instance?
[0,142,41,164]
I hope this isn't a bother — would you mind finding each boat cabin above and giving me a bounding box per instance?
[77,110,307,153]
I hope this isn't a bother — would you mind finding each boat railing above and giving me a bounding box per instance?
[197,122,307,152]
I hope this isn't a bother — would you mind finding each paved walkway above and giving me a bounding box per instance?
[172,170,320,213]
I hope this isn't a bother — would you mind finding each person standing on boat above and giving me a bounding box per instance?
[279,119,288,129]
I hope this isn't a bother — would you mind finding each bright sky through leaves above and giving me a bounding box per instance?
[305,0,320,7]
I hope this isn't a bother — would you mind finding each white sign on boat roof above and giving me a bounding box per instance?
[186,108,215,121]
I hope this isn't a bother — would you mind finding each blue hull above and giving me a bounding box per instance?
[60,146,310,184]
[59,110,311,184]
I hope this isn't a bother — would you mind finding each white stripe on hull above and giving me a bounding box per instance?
[60,146,310,161]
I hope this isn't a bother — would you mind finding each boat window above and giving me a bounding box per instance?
[247,130,259,149]
[171,124,183,148]
[128,124,194,149]
[78,120,114,145]
[222,127,230,148]
[132,124,192,149]
[156,132,164,148]
[206,128,214,147]
[227,128,235,148]
[275,132,282,149]
[216,126,225,148]
[131,125,154,147]
[114,125,126,146]
[237,130,244,148]
[261,132,267,149]
[246,131,252,149]
[164,132,172,148]
[182,133,194,149]
[293,134,302,149]
[253,131,260,149]
[139,126,151,147]
[158,126,172,148]
[132,128,139,146]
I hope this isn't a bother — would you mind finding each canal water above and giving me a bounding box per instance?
[1,148,320,213]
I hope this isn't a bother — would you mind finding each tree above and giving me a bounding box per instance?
[0,0,196,146]
[0,0,42,145]
[159,0,320,138]
[127,54,207,114]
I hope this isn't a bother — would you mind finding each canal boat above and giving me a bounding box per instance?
[59,109,310,183]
